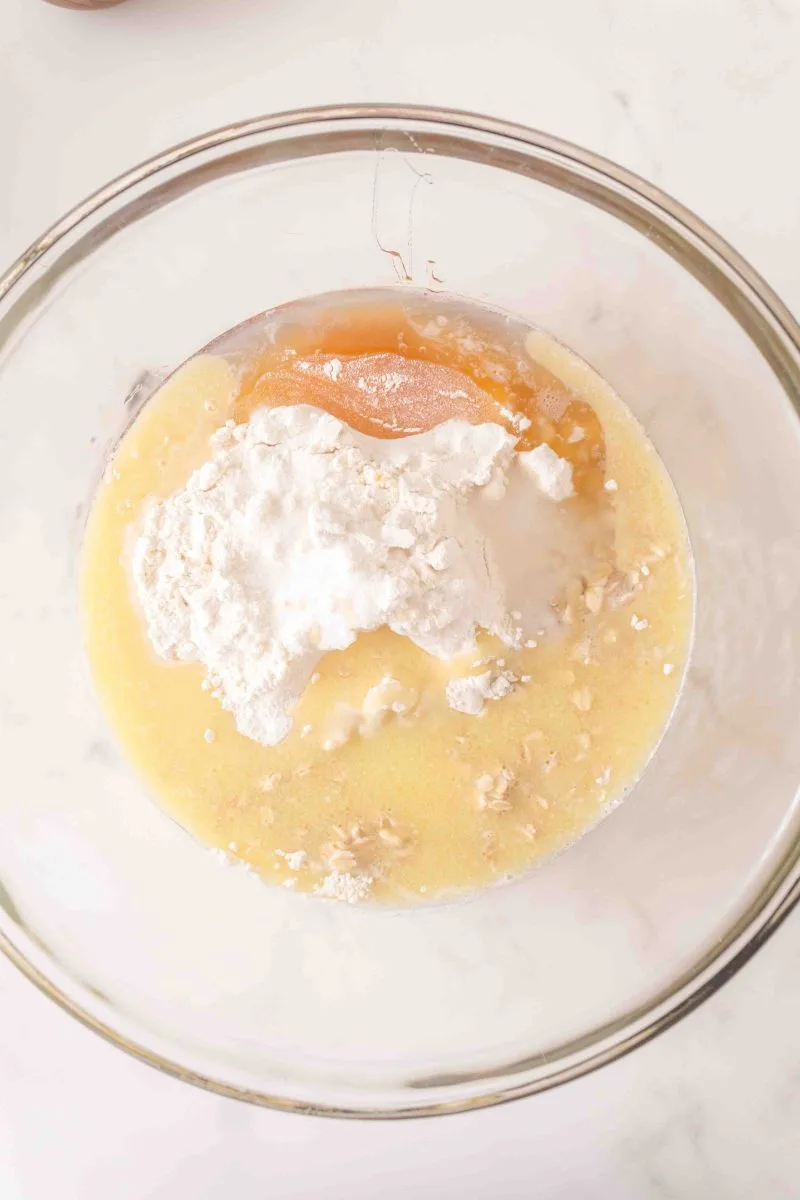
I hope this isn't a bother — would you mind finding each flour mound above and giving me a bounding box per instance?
[132,405,532,745]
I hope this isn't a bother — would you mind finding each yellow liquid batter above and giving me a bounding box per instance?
[81,294,692,903]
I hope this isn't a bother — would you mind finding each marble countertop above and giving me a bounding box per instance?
[2,0,799,1195]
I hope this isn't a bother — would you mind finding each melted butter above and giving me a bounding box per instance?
[81,294,692,903]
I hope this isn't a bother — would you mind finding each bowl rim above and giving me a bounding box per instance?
[1,102,798,1119]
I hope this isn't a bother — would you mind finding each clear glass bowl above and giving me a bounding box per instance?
[0,105,798,1118]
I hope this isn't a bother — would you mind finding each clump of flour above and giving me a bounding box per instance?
[518,444,574,501]
[314,871,373,904]
[445,668,518,716]
[132,404,588,745]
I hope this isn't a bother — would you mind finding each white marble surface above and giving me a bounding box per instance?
[1,0,799,1195]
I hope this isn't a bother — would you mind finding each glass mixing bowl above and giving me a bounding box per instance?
[0,105,798,1118]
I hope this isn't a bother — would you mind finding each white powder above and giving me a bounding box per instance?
[314,871,373,903]
[208,848,257,876]
[445,668,518,716]
[276,849,307,871]
[499,404,532,434]
[322,358,342,382]
[518,444,574,501]
[133,404,587,745]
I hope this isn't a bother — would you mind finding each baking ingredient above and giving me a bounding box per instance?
[445,668,518,715]
[314,871,373,903]
[82,289,692,904]
[133,404,586,746]
[518,444,575,501]
[321,676,419,750]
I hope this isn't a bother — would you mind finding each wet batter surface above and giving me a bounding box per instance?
[81,291,692,903]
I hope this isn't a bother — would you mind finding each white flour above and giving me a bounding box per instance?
[314,870,373,904]
[133,404,586,746]
[518,443,575,502]
[445,668,519,716]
